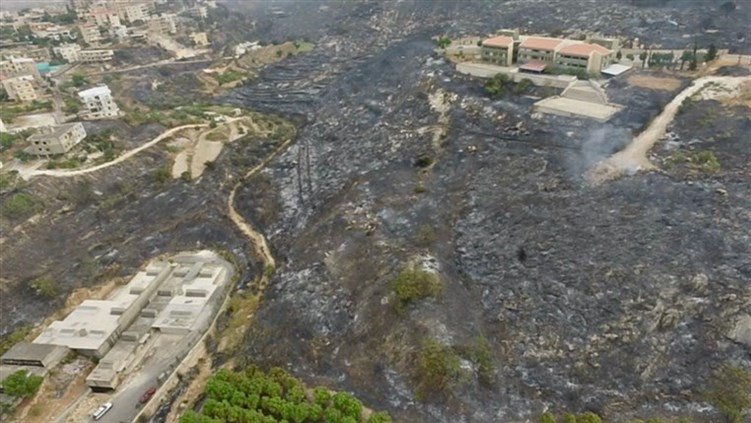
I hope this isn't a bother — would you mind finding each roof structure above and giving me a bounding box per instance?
[28,122,83,142]
[78,85,111,98]
[519,61,548,72]
[601,63,633,77]
[0,342,69,367]
[520,37,565,51]
[482,35,514,48]
[558,42,612,57]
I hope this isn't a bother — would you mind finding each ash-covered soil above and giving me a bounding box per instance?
[1,1,749,422]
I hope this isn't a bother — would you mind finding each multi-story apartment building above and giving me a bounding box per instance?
[0,56,41,79]
[480,35,514,66]
[517,37,565,65]
[26,122,87,156]
[79,23,104,44]
[2,75,39,102]
[556,43,613,73]
[83,7,121,27]
[1,47,51,62]
[78,49,115,63]
[147,13,177,34]
[78,85,120,119]
[53,43,83,62]
[111,1,154,23]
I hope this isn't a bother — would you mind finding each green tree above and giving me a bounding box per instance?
[484,73,511,97]
[367,411,393,423]
[639,51,648,67]
[1,370,43,398]
[416,338,462,397]
[706,43,718,62]
[616,50,622,60]
[71,73,88,87]
[577,411,603,423]
[688,58,698,71]
[563,413,577,423]
[540,412,557,423]
[436,36,451,49]
[705,364,751,423]
[680,50,694,70]
[29,276,57,297]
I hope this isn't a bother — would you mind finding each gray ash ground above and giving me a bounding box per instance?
[1,1,750,422]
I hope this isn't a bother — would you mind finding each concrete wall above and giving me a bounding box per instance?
[456,62,576,89]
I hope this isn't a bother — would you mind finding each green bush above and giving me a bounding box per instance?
[368,411,393,423]
[29,276,57,297]
[416,338,462,397]
[2,192,43,218]
[706,364,751,423]
[1,370,43,398]
[0,325,32,356]
[390,265,442,307]
[540,412,556,423]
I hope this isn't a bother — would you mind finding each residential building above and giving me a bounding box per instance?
[0,343,69,369]
[186,5,208,19]
[26,122,86,156]
[114,1,154,23]
[78,49,115,63]
[2,75,39,102]
[190,32,209,46]
[148,13,177,34]
[29,22,76,41]
[111,24,128,39]
[79,23,104,44]
[517,36,565,65]
[481,35,514,66]
[556,43,613,73]
[0,56,41,79]
[71,0,94,13]
[588,34,621,53]
[1,47,50,62]
[53,43,82,62]
[83,7,121,27]
[78,85,120,119]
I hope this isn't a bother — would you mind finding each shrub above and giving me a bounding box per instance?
[332,392,362,419]
[0,325,32,356]
[2,192,43,218]
[705,364,751,423]
[414,155,433,168]
[368,411,393,422]
[415,224,437,247]
[153,165,172,184]
[1,370,43,398]
[472,336,495,386]
[416,338,462,397]
[29,276,57,297]
[540,412,556,423]
[390,265,442,307]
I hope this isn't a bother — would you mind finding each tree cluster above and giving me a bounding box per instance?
[181,367,392,423]
[1,370,43,399]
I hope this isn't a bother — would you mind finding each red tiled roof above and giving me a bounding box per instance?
[519,61,547,72]
[520,37,564,51]
[558,43,612,57]
[482,35,514,48]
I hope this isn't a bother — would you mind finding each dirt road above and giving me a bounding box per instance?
[19,124,208,180]
[589,74,751,183]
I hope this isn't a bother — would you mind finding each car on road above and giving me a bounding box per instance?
[139,386,157,404]
[92,402,113,420]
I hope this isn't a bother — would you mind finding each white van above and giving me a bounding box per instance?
[92,402,113,420]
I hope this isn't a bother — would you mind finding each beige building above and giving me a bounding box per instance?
[1,47,50,62]
[2,75,39,102]
[190,32,209,46]
[115,1,154,23]
[78,49,115,63]
[148,13,177,34]
[83,7,121,27]
[481,35,514,66]
[517,37,564,65]
[0,56,40,79]
[78,85,120,119]
[79,23,103,44]
[53,43,83,62]
[26,122,86,156]
[556,43,613,73]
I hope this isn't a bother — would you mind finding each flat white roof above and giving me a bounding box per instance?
[152,264,225,332]
[78,85,112,97]
[601,63,633,76]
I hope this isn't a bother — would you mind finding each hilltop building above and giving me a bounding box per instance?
[26,122,87,156]
[2,75,40,102]
[190,32,209,46]
[481,35,514,66]
[479,31,616,74]
[78,85,120,119]
[78,49,115,63]
[0,56,41,79]
[148,13,177,34]
[54,43,83,62]
[79,23,104,44]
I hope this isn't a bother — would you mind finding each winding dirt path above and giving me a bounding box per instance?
[588,74,751,183]
[20,123,208,180]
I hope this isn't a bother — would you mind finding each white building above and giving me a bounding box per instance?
[111,24,128,39]
[79,24,103,44]
[117,2,153,23]
[78,85,120,119]
[53,43,82,63]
